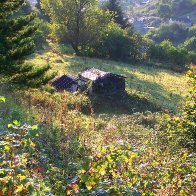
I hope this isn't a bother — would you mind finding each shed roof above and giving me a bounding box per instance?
[79,68,107,81]
[52,74,77,91]
[79,68,125,81]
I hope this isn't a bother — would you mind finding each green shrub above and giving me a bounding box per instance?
[148,40,191,67]
[146,22,188,45]
[188,51,196,64]
[157,3,172,20]
[96,23,132,61]
[182,37,196,52]
[88,22,149,62]
[34,19,50,49]
[180,68,196,149]
[170,46,189,65]
[188,26,196,38]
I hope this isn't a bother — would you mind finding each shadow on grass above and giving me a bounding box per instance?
[24,48,184,114]
[89,91,162,115]
[65,59,183,114]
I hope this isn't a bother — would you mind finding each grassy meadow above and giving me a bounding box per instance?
[1,0,195,193]
[0,43,195,195]
[25,43,189,114]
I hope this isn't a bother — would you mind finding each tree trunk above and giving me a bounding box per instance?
[71,43,80,55]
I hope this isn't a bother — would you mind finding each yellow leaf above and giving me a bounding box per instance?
[17,175,26,181]
[4,145,10,151]
[131,153,138,159]
[66,190,71,195]
[133,176,137,184]
[79,169,86,174]
[112,171,117,177]
[100,168,106,176]
[180,190,186,196]
[15,185,24,193]
[86,182,92,190]
[71,183,79,191]
[22,157,27,164]
[30,141,36,148]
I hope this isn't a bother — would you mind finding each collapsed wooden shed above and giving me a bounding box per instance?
[52,74,78,92]
[78,68,126,94]
[52,68,126,94]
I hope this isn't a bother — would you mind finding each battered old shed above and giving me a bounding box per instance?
[78,68,126,94]
[52,74,78,92]
[52,68,126,94]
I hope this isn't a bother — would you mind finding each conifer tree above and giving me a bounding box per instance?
[0,0,37,73]
[35,0,50,21]
[106,0,127,28]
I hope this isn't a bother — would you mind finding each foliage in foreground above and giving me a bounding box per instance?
[67,142,195,195]
[0,98,48,194]
[0,68,195,195]
[66,67,196,195]
[177,67,196,149]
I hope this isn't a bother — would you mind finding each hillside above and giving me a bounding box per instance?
[130,0,196,33]
[0,43,194,195]
[1,1,195,195]
[24,43,189,113]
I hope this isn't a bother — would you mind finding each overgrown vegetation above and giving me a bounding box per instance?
[0,67,195,195]
[0,0,196,195]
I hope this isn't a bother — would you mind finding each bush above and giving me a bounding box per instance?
[146,22,188,45]
[172,0,195,13]
[163,68,196,150]
[34,19,50,49]
[182,68,196,149]
[157,3,172,20]
[148,40,191,67]
[97,23,132,61]
[87,22,149,62]
[182,37,196,52]
[188,25,196,38]
[170,46,189,65]
[188,51,196,64]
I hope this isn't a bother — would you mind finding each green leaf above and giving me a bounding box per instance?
[8,124,13,128]
[0,170,5,175]
[32,125,38,130]
[82,161,90,171]
[85,181,93,190]
[80,174,90,183]
[13,120,20,126]
[0,96,5,102]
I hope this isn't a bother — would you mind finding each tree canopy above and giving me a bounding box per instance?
[106,0,127,28]
[41,0,112,54]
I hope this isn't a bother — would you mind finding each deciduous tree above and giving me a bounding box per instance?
[41,0,111,55]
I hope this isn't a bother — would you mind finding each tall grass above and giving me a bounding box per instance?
[26,43,189,112]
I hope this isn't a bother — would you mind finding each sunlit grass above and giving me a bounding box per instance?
[25,43,189,113]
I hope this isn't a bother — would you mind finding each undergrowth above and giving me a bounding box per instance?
[0,44,195,195]
[0,67,195,195]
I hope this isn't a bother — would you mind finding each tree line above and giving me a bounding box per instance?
[0,0,195,75]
